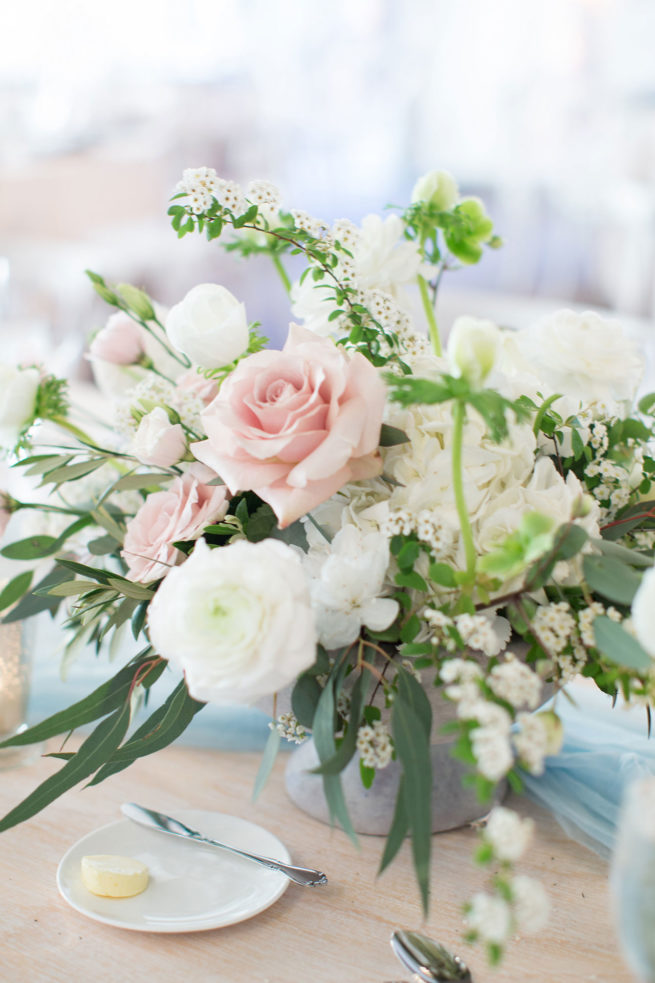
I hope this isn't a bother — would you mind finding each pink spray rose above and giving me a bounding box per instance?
[131,407,187,467]
[122,466,229,582]
[175,369,219,406]
[89,312,145,365]
[191,324,386,527]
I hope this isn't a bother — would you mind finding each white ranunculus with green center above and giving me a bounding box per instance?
[147,538,317,704]
[0,364,40,449]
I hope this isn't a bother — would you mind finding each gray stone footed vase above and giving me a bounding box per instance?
[284,680,504,836]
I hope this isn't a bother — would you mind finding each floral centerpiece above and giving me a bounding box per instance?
[1,167,655,963]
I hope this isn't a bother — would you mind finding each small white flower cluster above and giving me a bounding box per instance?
[587,457,632,513]
[488,655,542,709]
[513,712,549,774]
[531,601,576,656]
[469,701,513,781]
[466,875,550,944]
[269,711,307,744]
[456,613,508,657]
[439,657,483,703]
[578,600,621,647]
[634,529,655,550]
[484,806,534,862]
[356,719,393,768]
[176,166,222,214]
[381,507,455,557]
[246,179,281,209]
[589,421,609,453]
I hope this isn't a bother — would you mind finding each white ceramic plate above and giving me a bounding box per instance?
[56,809,290,932]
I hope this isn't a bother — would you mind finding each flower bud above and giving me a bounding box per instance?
[117,284,156,322]
[447,316,500,387]
[411,170,459,210]
[535,710,564,755]
[130,407,187,467]
[166,284,249,369]
[89,312,146,365]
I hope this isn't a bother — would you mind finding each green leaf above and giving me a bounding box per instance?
[638,392,655,415]
[1,535,59,560]
[428,562,457,587]
[310,671,368,776]
[313,680,358,846]
[378,776,409,875]
[594,539,653,568]
[400,614,421,644]
[0,703,131,832]
[0,571,33,613]
[397,540,420,570]
[87,535,119,556]
[0,653,160,749]
[583,555,642,605]
[392,690,432,913]
[106,578,154,601]
[252,727,282,802]
[379,424,410,447]
[245,503,277,543]
[359,760,376,789]
[88,682,204,785]
[112,472,173,492]
[131,601,149,640]
[397,667,433,738]
[41,458,106,486]
[40,579,116,598]
[291,673,323,729]
[593,616,652,671]
[1,566,71,623]
[395,570,428,591]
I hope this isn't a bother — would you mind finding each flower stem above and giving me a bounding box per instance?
[271,253,292,296]
[452,399,476,583]
[417,273,442,356]
[51,417,94,445]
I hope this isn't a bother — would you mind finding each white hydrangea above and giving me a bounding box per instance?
[488,656,543,709]
[512,875,551,934]
[356,720,393,768]
[303,524,399,649]
[484,806,534,862]
[465,892,512,944]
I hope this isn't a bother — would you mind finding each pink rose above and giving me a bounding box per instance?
[131,407,187,467]
[191,324,386,527]
[175,369,219,406]
[122,467,229,582]
[89,312,145,365]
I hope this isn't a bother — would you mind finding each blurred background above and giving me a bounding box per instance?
[2,0,655,364]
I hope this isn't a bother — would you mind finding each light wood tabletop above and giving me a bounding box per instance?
[0,742,631,983]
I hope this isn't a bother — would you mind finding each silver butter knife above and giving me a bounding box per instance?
[121,802,328,887]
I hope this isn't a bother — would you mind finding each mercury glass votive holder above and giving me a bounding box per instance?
[0,620,35,769]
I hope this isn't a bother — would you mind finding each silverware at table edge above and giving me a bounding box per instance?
[390,929,472,983]
[120,802,328,887]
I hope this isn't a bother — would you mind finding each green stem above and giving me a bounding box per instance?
[51,417,94,445]
[417,273,442,356]
[452,399,476,583]
[271,253,292,296]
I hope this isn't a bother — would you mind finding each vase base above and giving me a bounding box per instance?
[285,738,505,836]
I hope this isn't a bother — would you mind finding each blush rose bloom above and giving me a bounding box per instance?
[191,324,386,527]
[122,466,229,582]
[147,537,317,705]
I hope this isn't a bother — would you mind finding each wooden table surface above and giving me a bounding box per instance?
[0,743,631,983]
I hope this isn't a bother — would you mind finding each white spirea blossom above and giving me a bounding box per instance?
[269,712,306,744]
[246,180,281,209]
[148,538,317,705]
[455,613,511,657]
[631,565,655,659]
[0,365,40,449]
[166,284,250,369]
[303,525,399,649]
[488,656,543,709]
[356,720,393,768]
[484,806,534,861]
[467,700,514,780]
[512,875,551,934]
[531,601,577,656]
[513,712,549,775]
[176,166,221,213]
[465,893,512,944]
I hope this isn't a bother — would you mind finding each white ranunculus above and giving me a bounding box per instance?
[0,365,40,449]
[147,538,317,704]
[447,315,500,387]
[631,565,655,659]
[303,524,398,649]
[411,169,459,210]
[514,309,644,416]
[166,284,249,369]
[130,406,187,467]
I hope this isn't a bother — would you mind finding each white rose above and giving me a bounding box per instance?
[166,284,249,369]
[147,538,317,704]
[0,365,40,449]
[631,565,655,658]
[130,407,187,467]
[447,316,500,387]
[514,310,644,416]
[411,169,459,210]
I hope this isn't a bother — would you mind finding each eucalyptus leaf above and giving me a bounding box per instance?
[312,680,358,846]
[0,571,33,613]
[2,566,72,623]
[252,727,282,802]
[379,423,410,447]
[310,671,368,776]
[0,703,131,832]
[594,539,653,568]
[378,776,409,875]
[583,555,642,606]
[291,673,323,729]
[1,535,59,560]
[593,616,652,671]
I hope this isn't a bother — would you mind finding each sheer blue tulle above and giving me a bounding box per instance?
[521,682,655,858]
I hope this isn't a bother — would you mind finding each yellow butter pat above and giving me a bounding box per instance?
[81,854,149,898]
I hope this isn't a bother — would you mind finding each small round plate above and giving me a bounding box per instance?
[56,809,290,932]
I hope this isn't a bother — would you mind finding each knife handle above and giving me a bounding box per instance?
[196,834,328,887]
